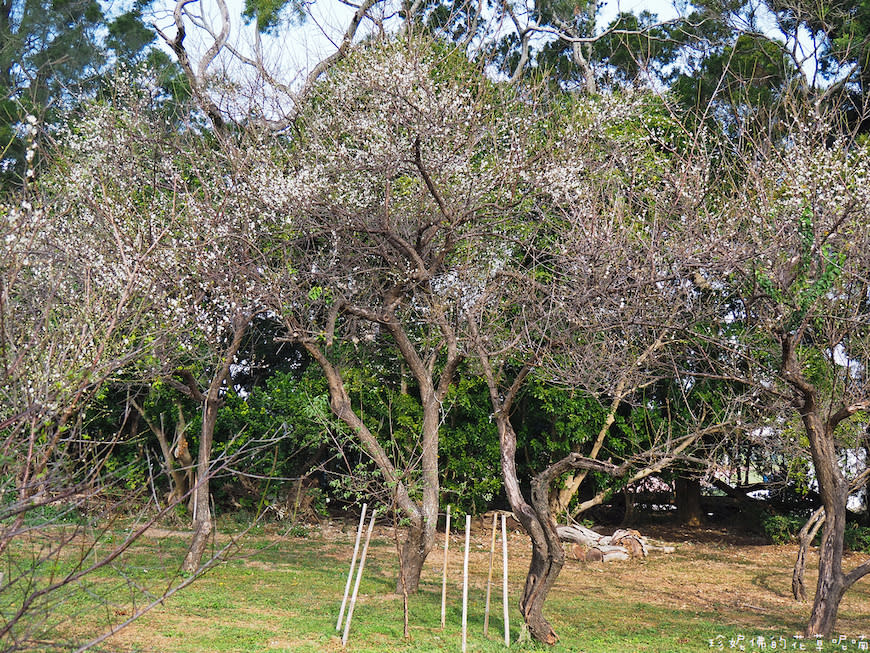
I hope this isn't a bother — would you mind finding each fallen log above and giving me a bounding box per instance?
[559,524,670,562]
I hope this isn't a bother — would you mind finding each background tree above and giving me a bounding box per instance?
[0,0,159,187]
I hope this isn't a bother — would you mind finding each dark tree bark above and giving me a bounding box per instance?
[621,487,636,527]
[675,476,703,526]
[473,350,635,644]
[781,334,870,636]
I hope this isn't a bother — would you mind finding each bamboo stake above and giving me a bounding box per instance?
[337,503,367,631]
[440,504,450,629]
[461,514,471,653]
[342,511,376,648]
[502,513,510,647]
[483,512,497,635]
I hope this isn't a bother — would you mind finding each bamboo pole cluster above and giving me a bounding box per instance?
[452,511,511,650]
[337,505,512,649]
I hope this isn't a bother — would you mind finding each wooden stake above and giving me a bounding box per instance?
[483,512,497,635]
[461,514,471,653]
[502,513,510,647]
[337,503,367,631]
[342,511,376,648]
[440,504,450,629]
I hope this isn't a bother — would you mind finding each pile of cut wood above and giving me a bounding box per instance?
[556,524,675,562]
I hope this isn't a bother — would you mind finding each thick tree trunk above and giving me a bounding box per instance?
[398,386,440,594]
[519,539,561,644]
[807,501,847,636]
[330,299,456,595]
[475,357,625,644]
[675,477,703,526]
[398,523,430,594]
[500,416,559,645]
[473,359,559,642]
[780,333,870,637]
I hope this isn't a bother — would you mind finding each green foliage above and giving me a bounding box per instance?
[520,379,611,464]
[102,455,146,493]
[592,11,682,86]
[753,206,846,333]
[844,523,870,554]
[242,0,306,33]
[761,512,807,544]
[672,33,795,116]
[211,369,333,480]
[762,513,870,553]
[440,377,500,514]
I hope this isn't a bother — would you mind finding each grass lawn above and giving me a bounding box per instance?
[4,519,870,652]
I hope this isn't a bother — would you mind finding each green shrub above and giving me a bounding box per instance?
[762,513,870,552]
[762,513,806,544]
[844,523,870,553]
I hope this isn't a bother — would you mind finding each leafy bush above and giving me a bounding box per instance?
[844,523,870,553]
[762,513,870,552]
[762,513,806,544]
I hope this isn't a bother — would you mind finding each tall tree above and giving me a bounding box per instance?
[250,38,553,593]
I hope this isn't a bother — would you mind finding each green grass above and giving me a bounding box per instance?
[2,522,869,652]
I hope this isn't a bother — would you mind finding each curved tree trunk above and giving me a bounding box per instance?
[497,415,559,644]
[792,506,825,602]
[495,411,629,644]
[303,341,440,594]
[781,333,870,637]
[310,293,458,595]
[470,360,559,643]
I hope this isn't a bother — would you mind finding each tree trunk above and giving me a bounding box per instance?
[806,500,847,636]
[182,318,247,574]
[792,506,825,601]
[133,401,190,506]
[474,359,559,642]
[780,333,870,637]
[500,416,559,645]
[181,394,218,573]
[303,341,436,594]
[621,487,636,527]
[326,299,455,595]
[473,344,638,644]
[675,476,703,526]
[405,383,440,594]
[398,523,429,594]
